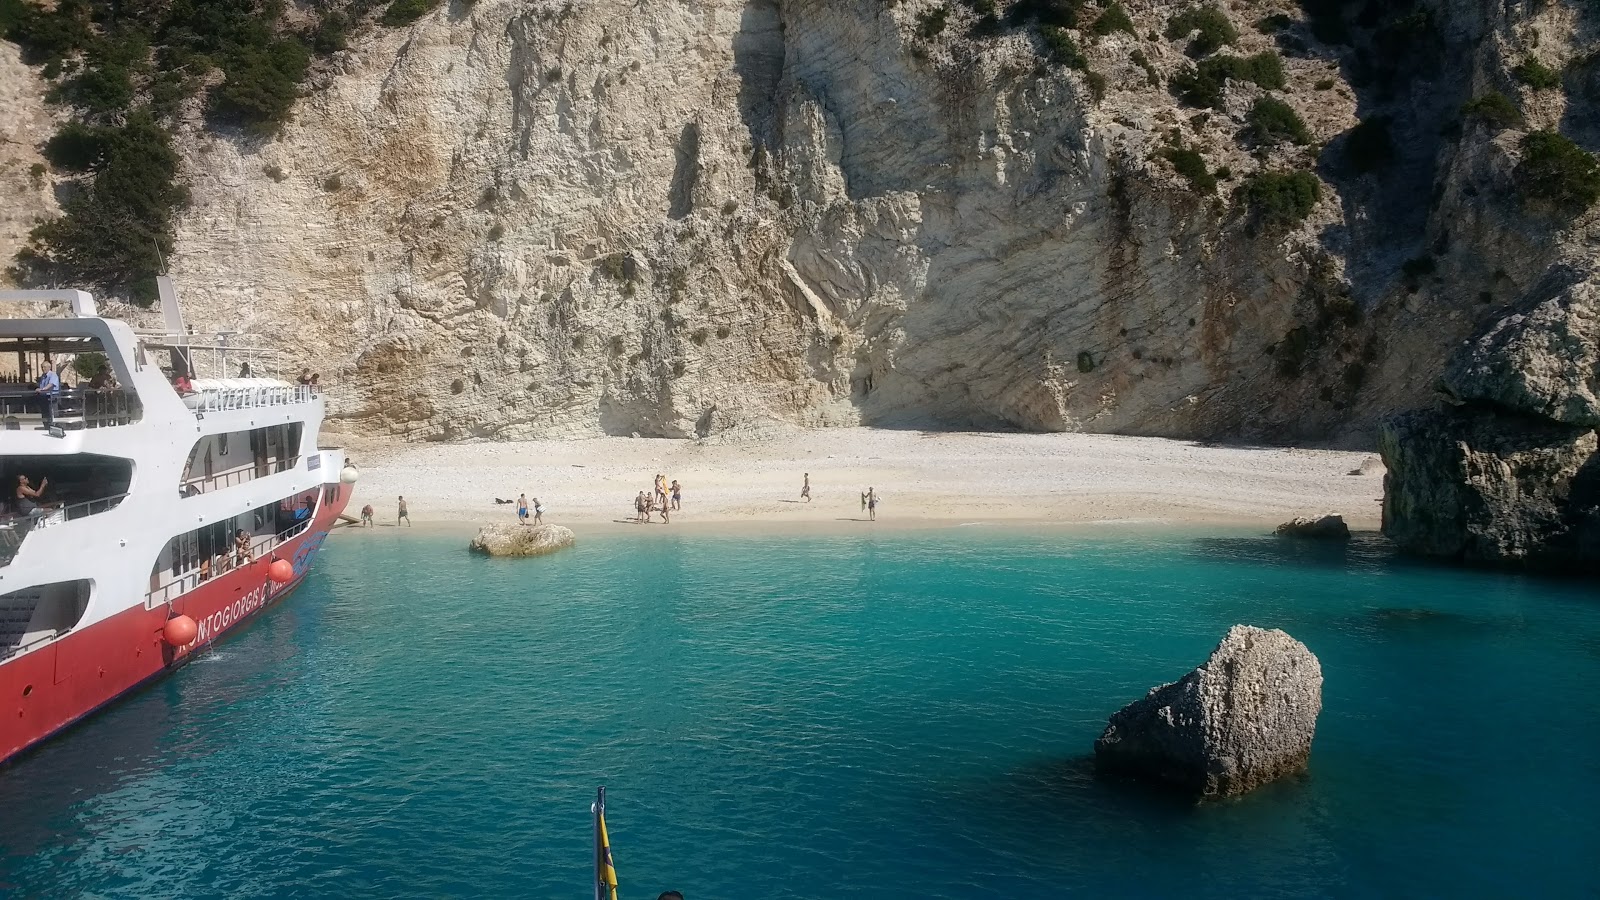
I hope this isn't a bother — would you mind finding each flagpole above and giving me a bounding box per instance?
[593,786,605,900]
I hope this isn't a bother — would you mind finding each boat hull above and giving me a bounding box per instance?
[0,494,348,766]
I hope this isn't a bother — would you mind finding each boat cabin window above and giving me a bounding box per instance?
[180,424,303,495]
[147,489,320,605]
[0,336,141,430]
[0,454,132,523]
[1,580,92,660]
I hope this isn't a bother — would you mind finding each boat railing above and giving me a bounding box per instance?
[184,383,314,416]
[1,627,68,663]
[181,457,301,495]
[0,492,129,568]
[0,388,143,431]
[143,519,315,608]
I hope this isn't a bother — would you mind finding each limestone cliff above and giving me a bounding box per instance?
[3,0,1597,447]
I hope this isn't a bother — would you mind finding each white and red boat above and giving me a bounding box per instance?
[0,281,352,765]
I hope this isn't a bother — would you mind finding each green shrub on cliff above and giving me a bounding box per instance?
[1165,6,1237,57]
[1512,58,1561,91]
[1515,130,1600,211]
[1091,2,1134,37]
[1160,146,1216,194]
[211,39,311,134]
[382,0,440,27]
[1245,97,1310,145]
[1007,0,1082,29]
[1040,26,1086,69]
[1461,92,1523,130]
[1170,52,1285,108]
[1238,169,1320,233]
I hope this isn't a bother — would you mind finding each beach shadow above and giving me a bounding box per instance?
[835,517,874,522]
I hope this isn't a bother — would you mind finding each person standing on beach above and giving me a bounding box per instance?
[867,487,878,521]
[635,491,648,523]
[801,473,811,502]
[655,473,668,506]
[670,479,681,510]
[533,497,544,525]
[516,493,529,525]
[860,489,868,513]
[360,504,373,527]
[398,495,411,526]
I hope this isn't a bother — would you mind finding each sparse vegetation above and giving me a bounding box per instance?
[1040,26,1086,68]
[1314,77,1335,90]
[1238,169,1320,233]
[1345,116,1395,173]
[1170,52,1285,108]
[263,164,286,182]
[1245,97,1310,145]
[1515,130,1600,211]
[487,223,505,241]
[381,0,440,27]
[1165,6,1238,58]
[1160,146,1216,193]
[1090,2,1134,37]
[1076,350,1096,373]
[1130,49,1160,86]
[322,174,343,192]
[1255,13,1292,33]
[917,4,949,39]
[1461,92,1523,130]
[1006,0,1083,29]
[1513,58,1562,90]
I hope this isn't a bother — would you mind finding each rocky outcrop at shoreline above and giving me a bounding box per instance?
[1094,625,1323,800]
[1381,273,1600,571]
[1275,514,1351,540]
[469,523,575,558]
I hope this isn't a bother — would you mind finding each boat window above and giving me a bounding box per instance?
[0,579,91,660]
[0,454,132,526]
[180,424,303,495]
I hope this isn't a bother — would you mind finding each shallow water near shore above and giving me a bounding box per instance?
[2,529,1598,898]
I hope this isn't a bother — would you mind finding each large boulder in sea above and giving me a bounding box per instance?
[1381,270,1600,570]
[469,523,575,557]
[1094,625,1323,800]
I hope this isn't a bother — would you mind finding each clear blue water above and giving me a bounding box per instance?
[2,528,1598,898]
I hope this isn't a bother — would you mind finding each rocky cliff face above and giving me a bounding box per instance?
[3,0,1597,446]
[1381,270,1600,569]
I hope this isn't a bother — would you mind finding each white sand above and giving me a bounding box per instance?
[337,428,1384,533]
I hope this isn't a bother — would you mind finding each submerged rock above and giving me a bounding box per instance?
[469,523,576,557]
[1094,625,1323,800]
[1275,514,1351,540]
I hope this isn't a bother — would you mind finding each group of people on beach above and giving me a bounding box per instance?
[515,493,544,525]
[633,474,681,524]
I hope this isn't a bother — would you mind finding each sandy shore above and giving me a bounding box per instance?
[336,427,1385,533]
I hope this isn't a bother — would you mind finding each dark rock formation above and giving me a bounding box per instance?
[1094,625,1322,800]
[1381,272,1600,570]
[1275,514,1351,540]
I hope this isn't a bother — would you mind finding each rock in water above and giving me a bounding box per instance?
[1094,625,1323,799]
[1275,514,1351,540]
[469,523,575,557]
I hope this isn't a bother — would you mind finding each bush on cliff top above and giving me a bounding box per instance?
[1515,130,1600,212]
[1512,58,1562,91]
[1007,0,1083,29]
[1090,2,1134,37]
[381,0,440,27]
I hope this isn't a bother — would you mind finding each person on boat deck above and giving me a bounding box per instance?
[172,372,195,395]
[233,529,253,564]
[87,363,116,390]
[298,368,312,386]
[310,373,321,395]
[35,356,59,427]
[238,361,252,377]
[294,497,314,522]
[14,475,48,516]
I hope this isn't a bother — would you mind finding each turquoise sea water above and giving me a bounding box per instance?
[2,528,1598,898]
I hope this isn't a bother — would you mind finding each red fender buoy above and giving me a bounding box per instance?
[268,559,294,584]
[163,615,198,647]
